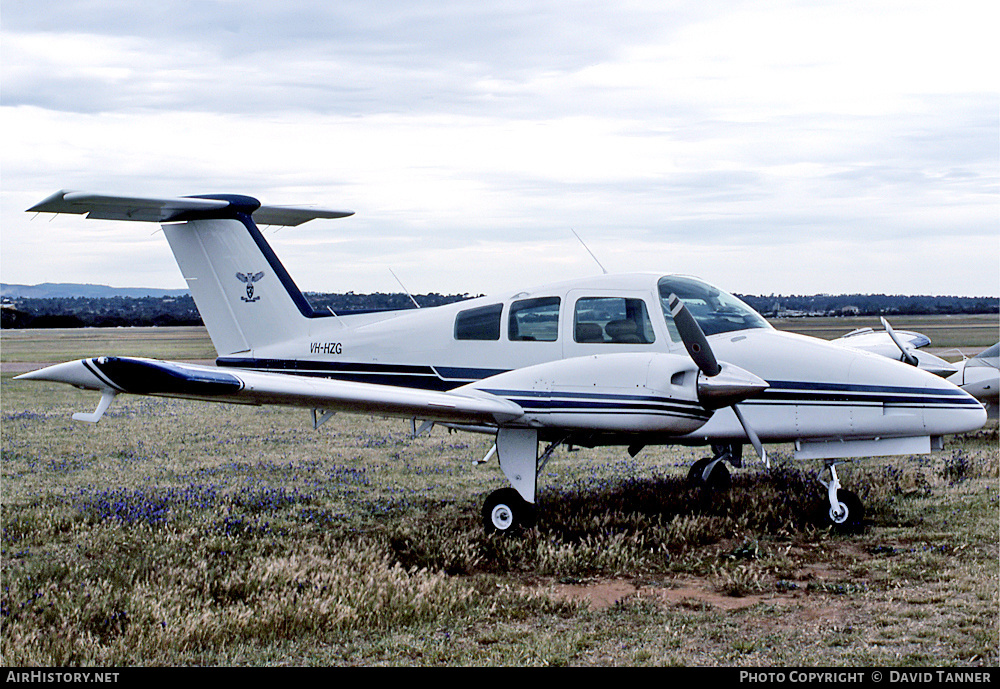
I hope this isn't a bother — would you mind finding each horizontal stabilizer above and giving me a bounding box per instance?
[17,357,524,426]
[27,190,353,226]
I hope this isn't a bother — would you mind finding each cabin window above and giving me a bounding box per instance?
[455,304,503,341]
[573,297,656,344]
[509,297,560,342]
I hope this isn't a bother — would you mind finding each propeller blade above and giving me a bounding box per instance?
[732,404,769,468]
[881,317,918,366]
[667,293,721,376]
[668,293,769,467]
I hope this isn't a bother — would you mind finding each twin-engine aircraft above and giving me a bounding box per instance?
[19,191,987,534]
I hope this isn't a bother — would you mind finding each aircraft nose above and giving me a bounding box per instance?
[849,349,987,436]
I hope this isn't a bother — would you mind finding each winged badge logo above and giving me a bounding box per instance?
[236,271,265,302]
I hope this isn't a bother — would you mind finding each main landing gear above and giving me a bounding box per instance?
[480,427,563,535]
[480,431,867,535]
[482,487,536,534]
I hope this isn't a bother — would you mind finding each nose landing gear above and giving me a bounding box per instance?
[687,444,740,491]
[818,460,865,532]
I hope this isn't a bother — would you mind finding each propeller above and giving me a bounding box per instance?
[881,317,918,367]
[668,293,720,376]
[668,293,770,467]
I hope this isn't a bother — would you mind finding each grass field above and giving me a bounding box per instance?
[1,321,997,667]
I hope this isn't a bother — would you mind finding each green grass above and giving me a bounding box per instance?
[1,327,998,666]
[0,326,217,364]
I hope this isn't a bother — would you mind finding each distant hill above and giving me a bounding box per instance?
[1,283,189,299]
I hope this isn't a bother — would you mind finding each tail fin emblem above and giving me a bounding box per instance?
[236,271,265,302]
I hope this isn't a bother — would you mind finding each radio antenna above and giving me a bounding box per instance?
[388,267,421,308]
[572,229,608,275]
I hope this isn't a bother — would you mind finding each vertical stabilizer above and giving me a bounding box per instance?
[26,191,353,358]
[163,212,326,357]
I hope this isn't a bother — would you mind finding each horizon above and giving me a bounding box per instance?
[3,280,1000,301]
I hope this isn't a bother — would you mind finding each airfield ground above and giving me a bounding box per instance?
[1,317,997,666]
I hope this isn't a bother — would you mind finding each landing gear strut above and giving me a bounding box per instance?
[481,428,564,535]
[818,460,865,532]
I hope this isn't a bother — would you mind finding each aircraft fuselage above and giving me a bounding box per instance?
[215,272,986,456]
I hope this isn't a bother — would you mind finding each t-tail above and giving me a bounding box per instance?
[27,191,354,357]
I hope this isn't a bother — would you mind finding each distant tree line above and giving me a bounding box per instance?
[1,291,996,329]
[737,293,999,318]
[0,293,475,329]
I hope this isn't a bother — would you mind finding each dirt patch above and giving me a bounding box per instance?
[547,577,786,611]
[544,541,872,613]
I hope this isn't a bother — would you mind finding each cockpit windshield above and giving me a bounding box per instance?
[658,276,771,339]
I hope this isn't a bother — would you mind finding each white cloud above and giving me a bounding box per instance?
[2,0,997,297]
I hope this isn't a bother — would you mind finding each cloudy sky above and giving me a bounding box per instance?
[2,0,997,298]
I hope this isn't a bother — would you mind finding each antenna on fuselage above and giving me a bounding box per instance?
[572,229,608,275]
[388,267,421,309]
[325,306,349,329]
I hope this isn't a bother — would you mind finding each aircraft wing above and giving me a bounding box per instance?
[27,190,353,226]
[15,357,524,425]
[832,324,956,377]
[833,328,930,352]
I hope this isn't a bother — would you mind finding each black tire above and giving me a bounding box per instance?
[482,487,535,535]
[827,489,865,533]
[687,457,732,491]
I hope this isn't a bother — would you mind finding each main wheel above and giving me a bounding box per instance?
[827,489,865,533]
[482,488,535,535]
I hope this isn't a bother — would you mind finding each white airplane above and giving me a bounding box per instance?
[17,191,987,534]
[946,343,999,419]
[832,319,958,378]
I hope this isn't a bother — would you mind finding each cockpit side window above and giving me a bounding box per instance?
[455,303,503,341]
[573,297,655,344]
[658,276,770,337]
[509,297,560,342]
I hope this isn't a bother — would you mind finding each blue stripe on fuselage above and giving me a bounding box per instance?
[747,379,980,408]
[215,359,977,410]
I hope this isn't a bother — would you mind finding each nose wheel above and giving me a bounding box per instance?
[818,461,865,532]
[687,444,739,491]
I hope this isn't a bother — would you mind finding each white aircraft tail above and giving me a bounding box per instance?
[27,191,354,357]
[163,217,312,356]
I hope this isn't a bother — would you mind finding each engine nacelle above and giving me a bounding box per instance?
[467,352,717,434]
